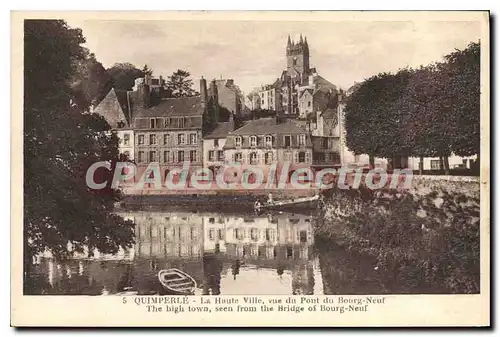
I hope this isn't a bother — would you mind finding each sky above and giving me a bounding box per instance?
[65,19,481,95]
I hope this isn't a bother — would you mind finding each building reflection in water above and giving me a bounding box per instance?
[28,210,321,295]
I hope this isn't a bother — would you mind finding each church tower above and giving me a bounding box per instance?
[286,34,310,78]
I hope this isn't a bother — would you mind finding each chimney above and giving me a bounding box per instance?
[200,77,208,108]
[229,111,235,131]
[138,81,151,108]
[210,79,219,124]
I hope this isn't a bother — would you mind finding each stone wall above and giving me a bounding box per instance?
[316,175,481,294]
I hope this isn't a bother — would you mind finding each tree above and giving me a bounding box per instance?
[71,49,113,107]
[443,41,480,158]
[397,65,454,174]
[343,70,411,167]
[166,69,198,97]
[107,62,144,91]
[24,20,135,291]
[142,64,153,76]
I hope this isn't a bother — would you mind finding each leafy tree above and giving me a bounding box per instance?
[443,41,480,158]
[24,20,135,291]
[141,64,153,76]
[71,49,113,107]
[343,70,411,167]
[166,69,198,97]
[107,62,144,91]
[397,65,454,174]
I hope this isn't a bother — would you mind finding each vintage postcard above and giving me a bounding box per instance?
[11,11,490,327]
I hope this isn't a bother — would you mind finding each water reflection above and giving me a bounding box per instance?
[28,210,323,295]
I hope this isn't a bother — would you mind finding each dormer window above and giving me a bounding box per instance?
[250,136,257,147]
[265,135,272,147]
[299,134,306,146]
[235,136,242,147]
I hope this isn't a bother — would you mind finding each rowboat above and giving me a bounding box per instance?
[157,269,197,295]
[254,194,321,213]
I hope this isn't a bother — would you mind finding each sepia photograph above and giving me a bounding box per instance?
[11,10,490,327]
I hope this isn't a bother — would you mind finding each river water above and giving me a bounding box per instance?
[26,206,385,296]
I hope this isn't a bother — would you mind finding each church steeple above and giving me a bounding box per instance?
[304,36,309,52]
[299,33,303,44]
[287,34,291,47]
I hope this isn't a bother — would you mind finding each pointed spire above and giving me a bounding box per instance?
[304,36,309,51]
[287,34,291,46]
[300,33,303,44]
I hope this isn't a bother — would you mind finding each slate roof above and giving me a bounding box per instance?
[131,95,204,119]
[224,118,313,149]
[93,88,130,128]
[205,122,232,139]
[321,108,337,119]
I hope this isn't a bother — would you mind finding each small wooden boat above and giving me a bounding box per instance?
[158,269,197,295]
[255,194,321,212]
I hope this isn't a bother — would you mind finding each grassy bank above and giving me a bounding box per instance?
[315,180,480,294]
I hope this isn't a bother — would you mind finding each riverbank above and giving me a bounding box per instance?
[117,188,319,211]
[314,175,481,294]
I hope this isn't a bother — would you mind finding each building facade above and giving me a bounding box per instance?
[223,117,313,184]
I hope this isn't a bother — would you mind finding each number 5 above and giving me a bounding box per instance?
[123,297,127,304]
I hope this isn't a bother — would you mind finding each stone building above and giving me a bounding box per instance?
[92,88,135,159]
[130,80,206,183]
[213,79,245,116]
[223,116,313,184]
[203,114,234,174]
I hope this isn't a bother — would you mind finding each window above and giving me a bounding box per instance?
[151,78,159,85]
[179,118,184,128]
[265,135,272,147]
[150,118,156,129]
[163,134,170,145]
[322,138,329,149]
[163,151,170,163]
[123,133,130,145]
[234,229,243,240]
[293,57,297,66]
[299,134,306,146]
[208,229,215,240]
[177,151,184,162]
[250,136,257,147]
[149,134,156,145]
[462,159,468,168]
[235,136,242,147]
[284,151,292,162]
[190,150,197,162]
[189,133,197,145]
[214,139,219,147]
[149,151,157,162]
[298,152,306,163]
[138,151,145,163]
[430,160,441,170]
[235,152,243,163]
[251,229,259,241]
[284,135,292,147]
[178,134,185,145]
[217,150,224,161]
[208,150,215,161]
[138,134,145,145]
[308,101,311,108]
[250,152,258,164]
[265,152,273,165]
